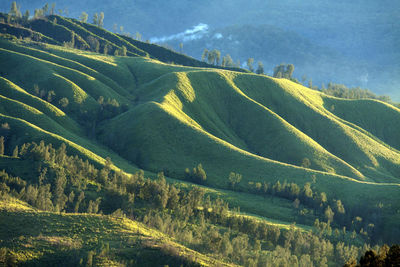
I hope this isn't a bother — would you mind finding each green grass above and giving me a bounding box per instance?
[1,36,400,241]
[0,197,231,266]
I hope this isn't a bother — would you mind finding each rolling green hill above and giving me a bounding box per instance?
[0,197,230,266]
[0,13,400,266]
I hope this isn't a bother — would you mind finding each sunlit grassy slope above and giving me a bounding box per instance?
[1,37,400,237]
[0,197,230,266]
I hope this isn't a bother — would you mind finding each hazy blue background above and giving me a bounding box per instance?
[1,0,399,100]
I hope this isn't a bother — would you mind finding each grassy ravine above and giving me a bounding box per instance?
[0,197,231,266]
[0,13,399,262]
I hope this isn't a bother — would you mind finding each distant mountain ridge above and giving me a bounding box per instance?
[1,0,398,99]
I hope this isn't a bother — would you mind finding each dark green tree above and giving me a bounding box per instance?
[22,10,30,22]
[286,64,295,78]
[256,61,264,74]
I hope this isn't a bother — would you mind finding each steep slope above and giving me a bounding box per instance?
[99,65,400,183]
[0,13,246,73]
[1,37,400,241]
[0,197,230,266]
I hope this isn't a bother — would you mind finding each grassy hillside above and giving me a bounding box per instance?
[0,197,230,266]
[0,12,247,73]
[0,14,400,265]
[0,36,399,238]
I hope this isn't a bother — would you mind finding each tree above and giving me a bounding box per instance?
[80,12,88,23]
[212,49,221,66]
[87,36,100,52]
[201,49,209,62]
[286,64,295,78]
[23,10,30,22]
[98,12,104,28]
[335,199,345,214]
[222,54,234,67]
[324,206,334,222]
[207,51,215,65]
[228,172,242,189]
[53,169,68,211]
[12,146,18,158]
[103,43,110,55]
[93,13,98,25]
[47,90,55,102]
[256,61,264,74]
[42,3,49,16]
[59,97,69,108]
[246,58,254,72]
[34,9,44,19]
[0,136,4,155]
[120,45,127,56]
[184,164,207,184]
[301,158,311,168]
[50,3,56,15]
[273,64,286,78]
[9,1,21,18]
[74,191,85,212]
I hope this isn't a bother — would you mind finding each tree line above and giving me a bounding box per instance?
[0,139,392,266]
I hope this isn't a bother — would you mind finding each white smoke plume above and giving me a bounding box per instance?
[150,23,209,43]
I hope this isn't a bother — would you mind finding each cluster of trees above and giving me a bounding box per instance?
[0,140,378,266]
[320,83,393,103]
[268,62,397,106]
[184,163,207,184]
[8,2,65,21]
[79,11,106,29]
[273,63,295,79]
[246,179,383,242]
[200,48,266,74]
[92,12,104,28]
[346,244,400,267]
[201,48,236,67]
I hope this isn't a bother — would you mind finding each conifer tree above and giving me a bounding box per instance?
[0,136,4,156]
